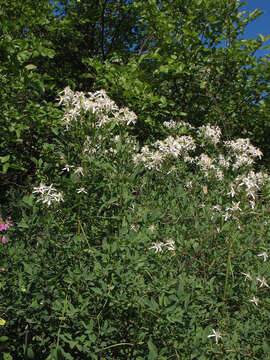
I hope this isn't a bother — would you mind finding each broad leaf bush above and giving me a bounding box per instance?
[1,89,270,359]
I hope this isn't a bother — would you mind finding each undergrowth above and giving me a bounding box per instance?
[1,88,270,359]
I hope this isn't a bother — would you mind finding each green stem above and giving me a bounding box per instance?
[223,251,231,301]
[97,342,143,352]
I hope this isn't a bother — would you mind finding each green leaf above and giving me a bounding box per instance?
[17,50,31,63]
[148,339,158,360]
[0,336,9,342]
[22,195,34,207]
[3,354,13,360]
[2,163,10,174]
[25,64,37,71]
[0,155,10,163]
[26,347,35,359]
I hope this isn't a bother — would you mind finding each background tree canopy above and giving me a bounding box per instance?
[0,0,269,190]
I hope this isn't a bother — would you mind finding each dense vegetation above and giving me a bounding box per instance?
[0,0,270,359]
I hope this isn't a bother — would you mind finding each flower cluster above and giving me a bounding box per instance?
[163,120,195,130]
[58,87,137,129]
[224,138,263,170]
[133,135,196,170]
[134,121,270,214]
[235,171,270,201]
[197,124,222,145]
[33,184,64,207]
[135,122,265,176]
[195,153,224,180]
[0,214,12,244]
[149,240,175,253]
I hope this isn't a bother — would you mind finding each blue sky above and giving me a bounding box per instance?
[241,0,270,58]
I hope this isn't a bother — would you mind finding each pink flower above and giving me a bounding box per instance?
[1,236,8,244]
[0,215,12,232]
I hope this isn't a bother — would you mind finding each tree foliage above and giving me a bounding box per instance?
[0,0,269,192]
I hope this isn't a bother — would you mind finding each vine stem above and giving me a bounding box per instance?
[97,342,144,352]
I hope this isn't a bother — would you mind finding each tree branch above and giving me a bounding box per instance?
[101,0,109,63]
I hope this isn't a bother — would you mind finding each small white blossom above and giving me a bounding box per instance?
[54,192,64,202]
[165,239,175,251]
[258,252,268,262]
[218,154,231,168]
[227,185,236,198]
[184,181,193,188]
[62,164,74,172]
[226,201,242,213]
[256,277,269,288]
[76,187,88,194]
[167,166,176,174]
[241,272,253,281]
[74,167,84,176]
[208,329,222,344]
[215,169,224,181]
[149,242,164,253]
[249,296,259,306]
[222,212,231,222]
[130,224,137,232]
[212,205,221,212]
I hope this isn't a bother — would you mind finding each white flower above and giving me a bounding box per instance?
[249,296,259,306]
[165,239,175,251]
[33,184,64,207]
[185,181,193,188]
[74,167,84,176]
[218,154,231,168]
[62,164,74,172]
[33,183,53,195]
[258,252,268,262]
[222,212,231,222]
[227,185,236,198]
[256,277,269,288]
[208,329,222,344]
[226,201,242,213]
[149,242,164,253]
[130,224,137,232]
[148,224,156,232]
[241,272,253,281]
[196,153,214,171]
[212,205,221,212]
[197,124,221,145]
[54,192,64,202]
[76,187,88,194]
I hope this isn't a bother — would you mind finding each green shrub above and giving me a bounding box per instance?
[1,89,270,359]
